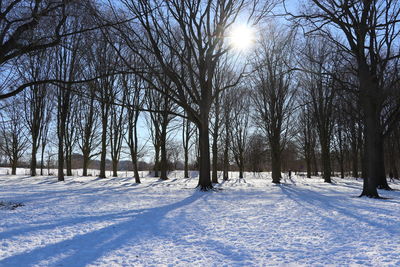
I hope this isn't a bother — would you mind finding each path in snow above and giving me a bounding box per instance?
[0,172,399,266]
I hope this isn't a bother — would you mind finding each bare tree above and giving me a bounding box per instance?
[296,104,318,178]
[298,38,336,183]
[108,0,275,190]
[109,82,127,177]
[286,0,400,197]
[145,76,176,180]
[0,99,29,174]
[0,0,95,100]
[90,39,120,179]
[21,50,51,176]
[76,82,101,176]
[53,18,84,181]
[251,25,297,184]
[230,88,251,179]
[123,73,144,183]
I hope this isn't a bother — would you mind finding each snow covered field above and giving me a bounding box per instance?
[0,171,399,266]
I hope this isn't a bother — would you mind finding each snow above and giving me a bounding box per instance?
[0,170,399,266]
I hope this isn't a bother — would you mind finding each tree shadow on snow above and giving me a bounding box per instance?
[0,191,251,266]
[279,185,400,236]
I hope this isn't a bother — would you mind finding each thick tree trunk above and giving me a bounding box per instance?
[239,168,243,179]
[112,160,118,177]
[271,151,281,183]
[321,144,331,183]
[11,161,17,175]
[159,131,168,180]
[197,119,212,190]
[82,155,89,176]
[30,145,38,176]
[360,92,380,197]
[271,140,281,183]
[239,157,244,179]
[57,134,64,181]
[339,157,345,179]
[133,154,141,184]
[66,153,72,176]
[154,145,160,177]
[305,152,312,178]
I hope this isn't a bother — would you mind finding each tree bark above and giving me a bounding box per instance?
[306,155,312,178]
[320,142,332,183]
[112,159,118,177]
[159,129,168,180]
[82,155,89,176]
[359,79,380,197]
[66,153,72,176]
[30,145,37,176]
[212,132,219,183]
[11,161,17,175]
[99,113,107,179]
[271,138,282,184]
[197,118,212,190]
[57,132,64,181]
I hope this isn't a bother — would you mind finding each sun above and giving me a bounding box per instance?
[228,25,255,51]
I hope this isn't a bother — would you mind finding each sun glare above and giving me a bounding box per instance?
[229,25,255,51]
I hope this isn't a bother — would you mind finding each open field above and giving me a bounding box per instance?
[0,171,399,266]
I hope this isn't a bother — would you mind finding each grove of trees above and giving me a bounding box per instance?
[1,0,400,198]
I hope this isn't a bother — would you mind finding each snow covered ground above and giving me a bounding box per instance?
[0,170,399,266]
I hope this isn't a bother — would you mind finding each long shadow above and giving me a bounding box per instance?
[0,192,203,266]
[280,185,400,236]
[0,191,252,267]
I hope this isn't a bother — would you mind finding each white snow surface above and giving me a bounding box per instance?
[0,171,399,267]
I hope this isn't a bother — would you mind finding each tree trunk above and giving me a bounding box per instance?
[133,122,141,183]
[312,148,318,176]
[212,132,218,183]
[321,143,331,183]
[159,130,168,180]
[66,153,72,176]
[57,133,64,181]
[11,160,17,175]
[184,147,189,178]
[40,142,45,176]
[197,119,212,190]
[112,159,118,177]
[30,145,37,176]
[360,91,380,197]
[99,115,107,179]
[82,155,89,176]
[223,125,229,181]
[271,139,281,184]
[339,156,344,179]
[132,153,141,183]
[351,145,359,178]
[305,152,312,178]
[154,145,160,177]
[376,135,390,189]
[239,156,244,179]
